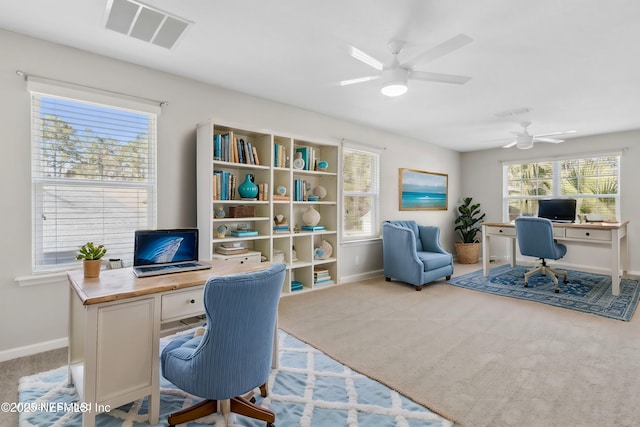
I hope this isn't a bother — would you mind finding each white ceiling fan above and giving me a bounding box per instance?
[340,34,473,97]
[501,121,577,149]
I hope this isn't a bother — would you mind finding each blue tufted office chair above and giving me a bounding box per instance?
[382,220,453,291]
[161,263,286,427]
[515,217,569,293]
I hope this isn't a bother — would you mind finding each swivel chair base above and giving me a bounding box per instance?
[168,383,275,427]
[523,258,569,293]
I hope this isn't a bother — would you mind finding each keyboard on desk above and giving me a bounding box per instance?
[133,262,211,277]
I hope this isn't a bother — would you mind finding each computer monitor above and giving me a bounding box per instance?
[537,199,577,223]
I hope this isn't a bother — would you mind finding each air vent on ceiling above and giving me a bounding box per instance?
[105,0,190,49]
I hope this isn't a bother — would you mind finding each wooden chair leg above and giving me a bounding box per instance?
[415,285,423,291]
[259,382,268,397]
[168,399,217,427]
[230,395,275,423]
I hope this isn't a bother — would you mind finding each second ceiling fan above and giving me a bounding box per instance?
[340,34,473,97]
[502,121,577,149]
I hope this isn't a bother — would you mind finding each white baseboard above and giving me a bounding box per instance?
[0,337,68,363]
[340,269,384,284]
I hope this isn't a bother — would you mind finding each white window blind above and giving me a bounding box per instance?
[342,144,380,240]
[503,153,621,222]
[30,85,157,272]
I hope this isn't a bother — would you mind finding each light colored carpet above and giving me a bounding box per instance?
[278,271,640,427]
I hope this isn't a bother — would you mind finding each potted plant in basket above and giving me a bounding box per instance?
[77,242,107,278]
[454,197,486,264]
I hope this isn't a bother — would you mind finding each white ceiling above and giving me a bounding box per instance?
[3,0,640,152]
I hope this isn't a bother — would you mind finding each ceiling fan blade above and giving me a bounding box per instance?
[502,140,518,148]
[410,70,471,84]
[404,34,473,68]
[534,137,564,144]
[339,75,380,86]
[533,130,577,138]
[349,46,384,71]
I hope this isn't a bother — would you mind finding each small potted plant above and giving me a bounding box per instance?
[77,242,107,278]
[454,197,486,264]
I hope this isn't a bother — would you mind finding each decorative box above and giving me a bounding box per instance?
[229,205,255,218]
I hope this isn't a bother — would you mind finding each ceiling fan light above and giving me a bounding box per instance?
[381,82,408,97]
[380,67,408,97]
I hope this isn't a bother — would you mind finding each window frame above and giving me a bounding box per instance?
[28,78,159,273]
[502,152,621,222]
[340,143,381,242]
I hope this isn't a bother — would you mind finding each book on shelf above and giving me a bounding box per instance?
[291,281,304,291]
[252,145,260,165]
[228,230,259,237]
[314,278,334,286]
[215,247,249,255]
[221,242,244,248]
[273,225,290,234]
[313,267,329,274]
[274,143,288,168]
[272,195,289,201]
[301,225,325,231]
[212,170,236,200]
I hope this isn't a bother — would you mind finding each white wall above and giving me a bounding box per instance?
[461,131,639,274]
[0,29,461,358]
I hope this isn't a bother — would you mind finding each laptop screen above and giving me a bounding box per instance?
[134,229,199,267]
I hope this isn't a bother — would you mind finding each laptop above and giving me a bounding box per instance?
[133,229,211,277]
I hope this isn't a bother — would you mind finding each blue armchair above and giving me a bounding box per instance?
[382,220,453,291]
[161,263,286,427]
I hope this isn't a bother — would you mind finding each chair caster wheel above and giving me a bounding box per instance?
[250,396,256,403]
[524,283,528,288]
[555,289,560,293]
[267,423,275,427]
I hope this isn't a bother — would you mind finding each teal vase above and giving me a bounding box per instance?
[238,173,258,199]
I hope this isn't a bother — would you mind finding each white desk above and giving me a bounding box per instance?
[482,221,629,295]
[67,261,272,427]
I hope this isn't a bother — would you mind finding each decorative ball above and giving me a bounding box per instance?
[313,185,327,199]
[302,206,321,226]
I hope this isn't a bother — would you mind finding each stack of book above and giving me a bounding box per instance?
[273,224,290,234]
[215,242,248,255]
[291,280,304,291]
[301,225,325,231]
[313,267,334,286]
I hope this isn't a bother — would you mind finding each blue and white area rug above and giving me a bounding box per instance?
[19,330,451,426]
[447,264,640,321]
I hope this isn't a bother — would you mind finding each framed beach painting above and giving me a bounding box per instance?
[399,168,448,210]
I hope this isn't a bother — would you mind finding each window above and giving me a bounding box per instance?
[504,154,620,221]
[30,83,158,272]
[342,145,380,240]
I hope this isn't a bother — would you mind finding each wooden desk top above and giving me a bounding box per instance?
[482,220,628,230]
[68,260,271,305]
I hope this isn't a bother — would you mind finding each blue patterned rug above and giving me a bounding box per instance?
[18,330,451,427]
[447,264,640,321]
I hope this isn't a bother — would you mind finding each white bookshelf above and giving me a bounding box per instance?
[196,120,339,294]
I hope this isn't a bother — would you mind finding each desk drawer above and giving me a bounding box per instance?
[161,288,204,321]
[485,226,516,237]
[565,228,611,242]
